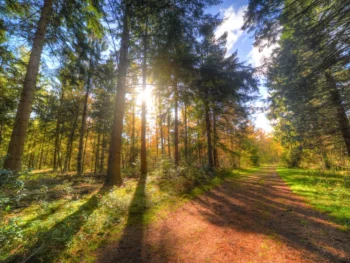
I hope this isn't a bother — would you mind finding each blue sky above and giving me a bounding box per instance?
[206,0,273,133]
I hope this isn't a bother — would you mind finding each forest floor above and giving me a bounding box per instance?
[98,166,350,263]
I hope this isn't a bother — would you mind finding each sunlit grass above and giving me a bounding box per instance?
[1,167,255,262]
[277,167,350,231]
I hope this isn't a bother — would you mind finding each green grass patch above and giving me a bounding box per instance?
[236,166,260,175]
[277,167,350,231]
[0,166,256,263]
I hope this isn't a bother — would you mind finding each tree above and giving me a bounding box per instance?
[4,0,54,171]
[244,0,350,158]
[105,0,130,186]
[196,21,258,168]
[2,0,104,172]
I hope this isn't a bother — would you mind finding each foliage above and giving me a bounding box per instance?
[0,156,34,210]
[153,157,209,194]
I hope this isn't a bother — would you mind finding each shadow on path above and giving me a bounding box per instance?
[194,166,350,262]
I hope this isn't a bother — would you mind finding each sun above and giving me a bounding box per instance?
[137,86,153,105]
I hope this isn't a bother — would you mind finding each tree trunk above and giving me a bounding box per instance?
[160,116,164,155]
[159,90,164,155]
[64,107,79,172]
[184,102,188,161]
[4,0,54,171]
[91,131,96,173]
[57,121,64,172]
[324,71,350,156]
[38,128,46,170]
[94,131,100,174]
[197,118,201,166]
[167,108,171,158]
[140,19,148,179]
[100,127,106,172]
[82,123,90,172]
[43,147,48,168]
[28,139,37,169]
[174,78,179,165]
[105,3,130,186]
[205,103,214,169]
[53,88,64,171]
[229,128,237,168]
[0,120,3,151]
[77,73,91,176]
[130,98,136,165]
[29,152,35,169]
[213,109,219,168]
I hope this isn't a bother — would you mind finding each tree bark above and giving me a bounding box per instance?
[38,128,46,170]
[91,131,96,173]
[53,87,64,171]
[57,120,64,171]
[159,90,164,155]
[197,118,201,166]
[100,126,106,172]
[4,0,54,171]
[64,106,79,172]
[82,122,90,172]
[205,103,214,169]
[213,109,219,168]
[324,71,350,156]
[95,131,100,174]
[140,19,148,179]
[28,139,37,169]
[174,78,179,165]
[0,120,3,151]
[77,73,91,176]
[184,102,188,161]
[167,108,171,158]
[105,2,130,186]
[130,98,136,165]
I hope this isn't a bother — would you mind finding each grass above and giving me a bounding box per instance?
[0,166,258,263]
[277,167,350,231]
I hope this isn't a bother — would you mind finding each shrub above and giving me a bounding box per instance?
[152,158,209,194]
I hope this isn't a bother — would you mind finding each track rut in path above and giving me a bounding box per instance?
[98,166,350,263]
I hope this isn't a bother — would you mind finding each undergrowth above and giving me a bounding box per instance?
[0,159,253,263]
[277,167,350,231]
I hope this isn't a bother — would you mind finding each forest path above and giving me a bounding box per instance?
[98,166,350,263]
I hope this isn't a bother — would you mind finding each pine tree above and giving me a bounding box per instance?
[4,0,54,171]
[245,0,350,159]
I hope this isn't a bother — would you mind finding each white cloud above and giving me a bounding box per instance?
[248,41,278,67]
[215,5,247,54]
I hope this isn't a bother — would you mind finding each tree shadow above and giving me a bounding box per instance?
[20,199,71,229]
[193,168,350,262]
[7,174,103,212]
[6,187,108,263]
[98,178,150,263]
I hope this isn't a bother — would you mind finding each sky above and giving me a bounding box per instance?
[206,0,274,133]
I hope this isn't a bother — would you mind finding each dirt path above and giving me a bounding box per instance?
[98,166,350,263]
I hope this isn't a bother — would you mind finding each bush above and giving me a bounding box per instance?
[281,146,303,168]
[152,158,209,194]
[0,155,34,211]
